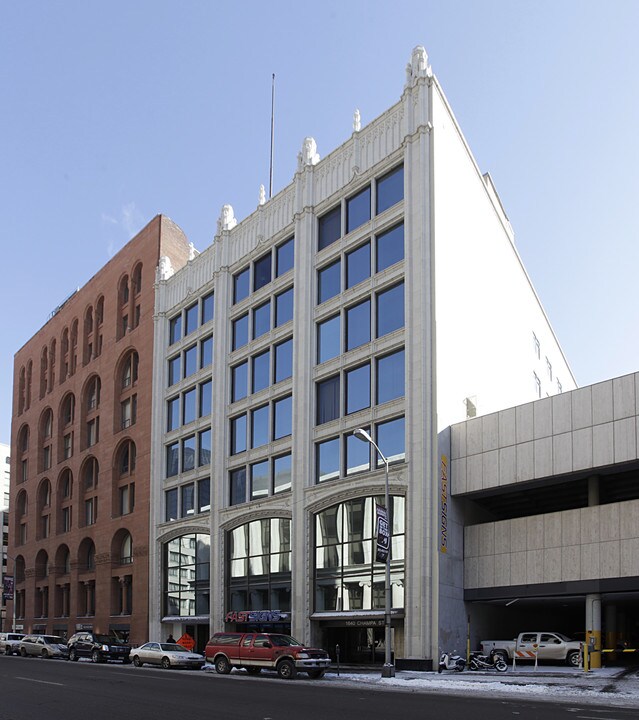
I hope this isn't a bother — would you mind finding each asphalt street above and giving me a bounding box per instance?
[0,655,637,720]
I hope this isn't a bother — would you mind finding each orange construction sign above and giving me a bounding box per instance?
[177,633,195,651]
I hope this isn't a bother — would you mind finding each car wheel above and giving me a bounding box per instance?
[567,650,580,668]
[492,651,508,665]
[91,649,101,664]
[277,659,296,680]
[5,647,12,656]
[245,667,261,675]
[133,655,142,667]
[20,647,27,657]
[69,648,78,662]
[214,656,231,675]
[41,649,49,659]
[307,669,325,679]
[161,657,171,670]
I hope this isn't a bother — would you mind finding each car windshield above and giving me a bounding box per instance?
[44,636,64,644]
[160,644,188,652]
[94,634,125,644]
[269,635,303,647]
[555,633,572,641]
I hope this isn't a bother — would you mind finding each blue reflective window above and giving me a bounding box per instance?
[377,349,405,404]
[376,165,404,215]
[185,303,198,335]
[317,315,340,364]
[234,268,250,304]
[252,350,270,394]
[275,287,294,326]
[167,397,179,432]
[232,362,248,402]
[166,443,179,478]
[254,253,272,292]
[251,461,270,500]
[182,388,196,425]
[317,376,340,425]
[274,395,292,439]
[346,300,371,351]
[232,314,249,350]
[274,338,293,383]
[231,414,247,455]
[165,488,178,521]
[198,477,210,511]
[199,379,212,417]
[346,430,370,475]
[182,436,196,473]
[180,483,195,517]
[346,241,371,289]
[251,405,269,448]
[200,335,213,369]
[230,467,247,506]
[253,300,271,339]
[376,223,404,272]
[274,453,292,493]
[198,429,211,467]
[169,315,182,345]
[318,206,341,251]
[318,260,341,304]
[276,238,294,276]
[346,363,371,414]
[201,291,214,324]
[347,186,371,233]
[376,416,405,464]
[184,345,197,378]
[168,356,181,386]
[376,283,404,338]
[316,437,339,483]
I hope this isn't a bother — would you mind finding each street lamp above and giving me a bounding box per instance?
[353,428,395,678]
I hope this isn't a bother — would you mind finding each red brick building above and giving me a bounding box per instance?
[8,215,190,644]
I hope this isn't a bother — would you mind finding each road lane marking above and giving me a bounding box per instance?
[15,676,64,686]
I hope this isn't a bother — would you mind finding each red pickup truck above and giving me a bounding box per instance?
[205,632,330,679]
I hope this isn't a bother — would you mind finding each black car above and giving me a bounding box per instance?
[67,632,131,663]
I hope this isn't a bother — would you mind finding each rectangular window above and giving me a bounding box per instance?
[182,435,196,472]
[166,442,179,477]
[181,483,195,516]
[376,416,405,464]
[251,405,269,449]
[199,379,212,417]
[169,315,182,345]
[231,414,247,455]
[318,260,341,304]
[274,338,293,383]
[318,205,341,251]
[182,387,196,425]
[201,291,215,324]
[253,253,272,291]
[230,467,247,506]
[198,478,211,512]
[376,282,404,337]
[317,376,340,425]
[232,362,248,402]
[184,303,198,335]
[120,398,134,430]
[85,498,96,526]
[119,485,134,516]
[200,335,213,368]
[376,222,404,272]
[276,237,294,276]
[346,241,371,289]
[168,355,181,386]
[346,186,371,233]
[316,437,339,483]
[183,345,197,378]
[346,363,371,414]
[252,349,270,393]
[253,300,271,339]
[273,395,292,439]
[165,488,178,521]
[232,314,249,350]
[376,165,404,215]
[87,418,99,445]
[377,349,405,404]
[250,461,269,500]
[233,268,250,304]
[198,429,211,466]
[62,507,71,532]
[273,453,292,493]
[346,299,371,351]
[346,430,370,475]
[317,315,340,364]
[275,287,294,326]
[64,434,73,459]
[167,397,180,431]
[43,446,51,471]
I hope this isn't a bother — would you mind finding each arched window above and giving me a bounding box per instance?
[117,440,136,477]
[18,366,26,414]
[18,425,29,453]
[95,296,104,358]
[37,478,52,540]
[82,457,99,490]
[60,393,75,428]
[119,275,130,306]
[120,532,133,564]
[40,346,48,398]
[78,538,96,572]
[120,351,139,390]
[61,327,70,382]
[15,555,26,583]
[70,319,78,375]
[80,457,98,527]
[57,469,73,534]
[35,549,49,579]
[83,306,94,365]
[16,490,28,546]
[56,545,71,575]
[26,360,32,410]
[85,376,101,411]
[40,408,53,472]
[132,263,142,295]
[49,338,56,390]
[163,534,210,617]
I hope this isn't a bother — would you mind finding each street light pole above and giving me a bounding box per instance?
[353,428,395,678]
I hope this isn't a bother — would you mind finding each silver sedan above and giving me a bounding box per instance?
[131,642,205,670]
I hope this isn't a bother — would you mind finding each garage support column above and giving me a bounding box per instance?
[605,604,617,656]
[586,594,602,669]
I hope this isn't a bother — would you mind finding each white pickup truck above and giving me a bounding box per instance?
[481,632,581,667]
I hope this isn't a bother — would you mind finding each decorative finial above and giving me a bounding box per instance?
[188,242,197,261]
[297,137,320,170]
[259,184,266,206]
[353,109,361,132]
[157,256,175,281]
[405,45,431,88]
[217,204,237,234]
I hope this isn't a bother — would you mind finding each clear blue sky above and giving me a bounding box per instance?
[2,0,639,444]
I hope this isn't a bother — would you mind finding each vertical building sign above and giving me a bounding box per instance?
[3,575,14,601]
[440,455,448,553]
[375,504,390,563]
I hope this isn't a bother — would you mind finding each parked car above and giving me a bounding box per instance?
[130,642,205,670]
[0,632,25,656]
[205,632,330,679]
[480,631,581,667]
[19,634,69,659]
[67,632,131,663]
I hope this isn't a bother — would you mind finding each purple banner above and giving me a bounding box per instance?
[3,575,14,601]
[375,504,390,563]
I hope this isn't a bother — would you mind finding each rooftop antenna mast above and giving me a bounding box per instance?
[269,73,275,198]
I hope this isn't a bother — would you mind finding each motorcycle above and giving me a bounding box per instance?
[469,649,508,672]
[438,650,466,673]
